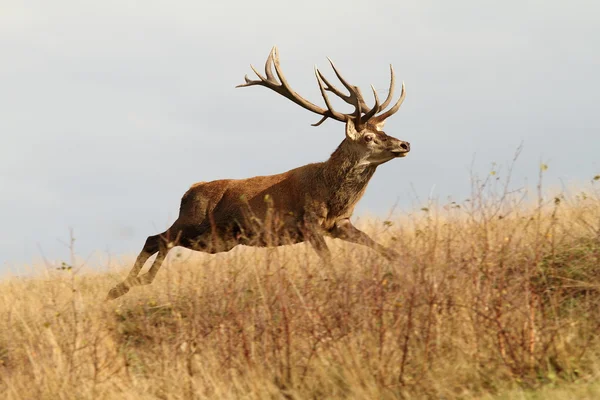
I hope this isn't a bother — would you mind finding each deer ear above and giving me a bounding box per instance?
[345,119,360,140]
[374,120,386,131]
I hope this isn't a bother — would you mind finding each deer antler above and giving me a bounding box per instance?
[371,78,406,126]
[237,47,348,126]
[237,47,405,127]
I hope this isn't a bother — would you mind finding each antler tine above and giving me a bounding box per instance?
[316,70,350,102]
[373,81,406,124]
[271,48,348,123]
[235,65,268,88]
[311,115,329,127]
[360,85,381,123]
[379,65,395,110]
[264,47,277,82]
[314,66,349,125]
[270,49,294,91]
[237,46,348,124]
[326,58,356,95]
[317,69,370,121]
[326,58,372,113]
[319,69,374,116]
[236,47,277,88]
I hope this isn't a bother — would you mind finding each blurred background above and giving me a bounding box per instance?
[1,0,598,271]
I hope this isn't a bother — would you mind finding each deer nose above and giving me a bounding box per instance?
[400,142,410,151]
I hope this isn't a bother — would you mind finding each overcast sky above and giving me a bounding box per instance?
[1,1,599,272]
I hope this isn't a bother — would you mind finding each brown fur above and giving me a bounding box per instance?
[175,138,376,243]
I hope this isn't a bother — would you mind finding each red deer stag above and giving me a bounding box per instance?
[107,46,410,300]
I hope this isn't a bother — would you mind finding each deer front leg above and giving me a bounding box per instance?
[330,219,399,260]
[307,232,332,264]
[302,209,332,264]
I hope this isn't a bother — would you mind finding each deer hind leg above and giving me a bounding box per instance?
[131,249,167,286]
[106,233,168,300]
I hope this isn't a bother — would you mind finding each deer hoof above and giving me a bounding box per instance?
[105,283,130,301]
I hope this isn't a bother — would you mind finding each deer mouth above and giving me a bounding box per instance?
[391,150,409,158]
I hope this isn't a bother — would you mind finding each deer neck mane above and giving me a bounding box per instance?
[321,139,377,214]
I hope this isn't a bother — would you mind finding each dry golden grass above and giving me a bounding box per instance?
[1,175,600,399]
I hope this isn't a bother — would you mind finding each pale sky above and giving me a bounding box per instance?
[1,1,599,271]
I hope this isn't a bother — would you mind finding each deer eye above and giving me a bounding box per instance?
[364,135,373,143]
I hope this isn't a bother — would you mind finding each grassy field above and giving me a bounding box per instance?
[1,174,600,399]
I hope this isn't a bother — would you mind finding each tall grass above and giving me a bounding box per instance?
[1,170,599,399]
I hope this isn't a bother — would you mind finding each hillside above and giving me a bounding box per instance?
[1,181,599,399]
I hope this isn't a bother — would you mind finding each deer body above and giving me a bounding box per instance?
[107,47,411,300]
[175,138,380,246]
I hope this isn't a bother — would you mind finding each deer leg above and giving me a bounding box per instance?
[301,211,332,264]
[306,232,339,281]
[330,219,399,260]
[106,233,164,300]
[134,228,235,286]
[307,233,332,264]
[131,249,167,286]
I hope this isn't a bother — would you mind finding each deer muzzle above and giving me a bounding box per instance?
[391,141,410,157]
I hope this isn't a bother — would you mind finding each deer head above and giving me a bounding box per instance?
[237,46,410,166]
